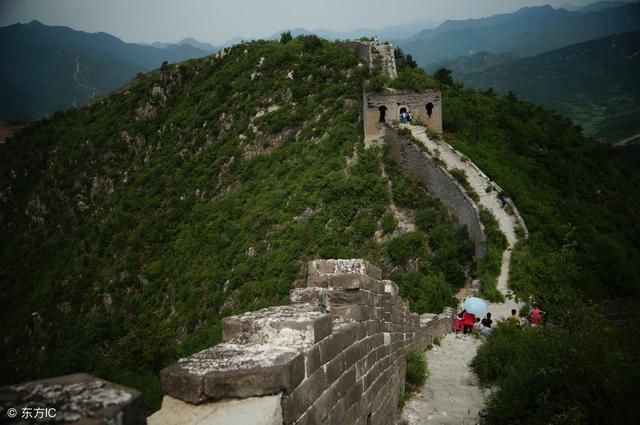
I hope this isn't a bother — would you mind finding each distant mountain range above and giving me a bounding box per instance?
[398,2,640,69]
[455,31,640,143]
[139,37,219,51]
[0,21,212,119]
[266,20,441,42]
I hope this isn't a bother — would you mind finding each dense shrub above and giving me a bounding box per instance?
[387,232,426,265]
[381,211,398,234]
[405,347,428,389]
[472,316,640,424]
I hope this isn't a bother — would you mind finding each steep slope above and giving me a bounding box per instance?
[0,21,211,119]
[399,3,640,68]
[458,31,640,143]
[0,37,475,410]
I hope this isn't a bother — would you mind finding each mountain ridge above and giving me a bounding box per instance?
[0,20,212,119]
[398,3,640,67]
[456,31,640,143]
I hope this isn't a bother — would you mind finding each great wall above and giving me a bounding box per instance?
[0,40,528,425]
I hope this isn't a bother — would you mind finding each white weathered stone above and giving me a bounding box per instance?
[148,394,282,425]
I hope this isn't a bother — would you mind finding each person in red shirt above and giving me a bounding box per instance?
[462,310,475,334]
[529,305,545,327]
[453,311,464,333]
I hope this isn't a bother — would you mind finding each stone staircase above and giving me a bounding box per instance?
[373,43,398,80]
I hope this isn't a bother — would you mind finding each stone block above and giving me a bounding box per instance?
[325,352,347,383]
[364,320,381,336]
[305,345,321,377]
[343,341,365,371]
[329,289,381,307]
[382,280,399,296]
[308,259,382,280]
[147,394,283,425]
[332,305,371,323]
[326,398,346,425]
[309,274,384,294]
[290,287,330,311]
[318,323,359,365]
[334,366,356,398]
[0,373,145,425]
[283,367,328,423]
[160,344,304,403]
[343,380,363,412]
[222,304,331,348]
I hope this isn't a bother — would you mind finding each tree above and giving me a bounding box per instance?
[394,48,417,69]
[160,61,169,70]
[433,68,453,86]
[301,35,323,52]
[280,31,292,44]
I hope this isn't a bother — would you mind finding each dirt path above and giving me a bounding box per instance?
[613,133,640,147]
[402,333,488,425]
[401,124,526,424]
[74,56,97,99]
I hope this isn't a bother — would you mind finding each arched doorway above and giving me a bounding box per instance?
[426,102,434,118]
[378,106,387,123]
[399,107,406,122]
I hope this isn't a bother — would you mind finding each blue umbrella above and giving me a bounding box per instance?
[463,297,487,316]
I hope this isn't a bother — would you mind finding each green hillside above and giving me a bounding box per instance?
[0,37,475,410]
[2,34,640,421]
[458,31,640,143]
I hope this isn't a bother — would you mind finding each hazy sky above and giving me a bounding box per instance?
[0,0,598,44]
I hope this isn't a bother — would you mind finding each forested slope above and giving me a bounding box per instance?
[0,37,474,410]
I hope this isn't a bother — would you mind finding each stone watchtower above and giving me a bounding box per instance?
[342,39,443,146]
[364,89,442,139]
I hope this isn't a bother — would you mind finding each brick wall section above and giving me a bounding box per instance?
[385,127,487,258]
[157,259,454,425]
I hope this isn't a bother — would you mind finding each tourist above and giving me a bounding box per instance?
[473,317,482,332]
[453,311,464,333]
[407,111,412,124]
[481,312,493,328]
[507,309,519,326]
[462,310,475,334]
[499,194,509,209]
[480,312,493,336]
[528,304,545,327]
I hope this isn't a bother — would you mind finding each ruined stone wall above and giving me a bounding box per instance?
[364,91,442,140]
[150,259,454,425]
[385,128,487,258]
[337,41,372,67]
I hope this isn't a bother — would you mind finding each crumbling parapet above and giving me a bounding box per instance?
[152,259,454,425]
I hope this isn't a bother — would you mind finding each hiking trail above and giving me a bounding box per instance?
[400,123,526,424]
